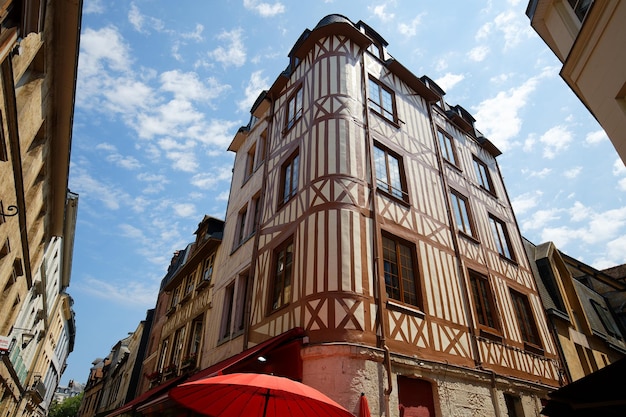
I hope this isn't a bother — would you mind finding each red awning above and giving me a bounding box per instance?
[105,327,305,416]
[106,375,186,417]
[187,327,305,382]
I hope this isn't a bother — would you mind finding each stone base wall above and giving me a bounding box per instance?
[301,343,549,417]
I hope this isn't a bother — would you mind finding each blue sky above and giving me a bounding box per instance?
[64,0,626,385]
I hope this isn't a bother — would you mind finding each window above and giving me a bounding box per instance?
[591,300,622,339]
[270,237,293,312]
[374,143,408,202]
[367,42,381,59]
[198,253,215,285]
[489,215,515,261]
[469,271,499,331]
[184,274,195,297]
[251,195,262,234]
[171,327,185,367]
[186,316,203,360]
[473,156,495,194]
[235,273,249,333]
[244,144,256,181]
[221,283,235,339]
[450,190,475,237]
[510,289,541,347]
[504,394,524,417]
[170,285,181,309]
[568,0,594,22]
[158,338,169,372]
[437,129,458,166]
[398,376,435,417]
[285,85,303,130]
[280,151,299,206]
[256,132,267,168]
[237,206,248,245]
[368,77,396,123]
[382,234,419,307]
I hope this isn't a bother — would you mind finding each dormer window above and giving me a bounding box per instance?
[367,42,382,59]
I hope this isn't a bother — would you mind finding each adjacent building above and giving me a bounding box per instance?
[0,0,82,416]
[524,239,625,384]
[77,310,153,417]
[526,0,626,163]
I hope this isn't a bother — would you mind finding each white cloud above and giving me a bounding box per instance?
[84,0,104,14]
[468,45,490,62]
[493,10,533,50]
[523,134,535,152]
[522,167,552,178]
[243,0,285,17]
[79,26,132,77]
[370,4,395,22]
[539,125,573,159]
[522,208,561,231]
[612,158,626,176]
[78,276,158,308]
[585,129,608,145]
[199,119,241,148]
[569,201,591,222]
[398,14,424,37]
[474,68,554,151]
[475,22,492,41]
[128,3,144,32]
[238,70,270,111]
[511,191,542,215]
[182,24,204,41]
[435,73,464,92]
[190,166,233,189]
[600,234,626,267]
[563,166,582,179]
[217,191,230,201]
[172,203,197,218]
[541,205,626,250]
[209,28,246,67]
[128,3,165,34]
[160,70,230,103]
[70,166,130,210]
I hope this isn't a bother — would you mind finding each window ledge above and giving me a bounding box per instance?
[475,183,498,199]
[196,279,211,291]
[443,159,462,173]
[369,108,400,129]
[386,300,425,318]
[498,254,518,266]
[523,342,544,356]
[458,231,480,244]
[478,328,503,343]
[376,188,410,207]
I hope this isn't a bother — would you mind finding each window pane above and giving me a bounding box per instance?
[382,237,401,301]
[382,235,418,306]
[399,244,417,306]
[271,240,294,311]
[387,153,402,198]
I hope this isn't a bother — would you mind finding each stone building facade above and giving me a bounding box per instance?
[0,1,81,415]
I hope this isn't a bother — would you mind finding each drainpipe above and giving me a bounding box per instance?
[489,370,502,417]
[359,51,392,417]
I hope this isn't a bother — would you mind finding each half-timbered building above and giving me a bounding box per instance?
[203,14,561,417]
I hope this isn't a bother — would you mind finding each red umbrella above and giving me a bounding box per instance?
[170,373,355,417]
[359,393,371,417]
